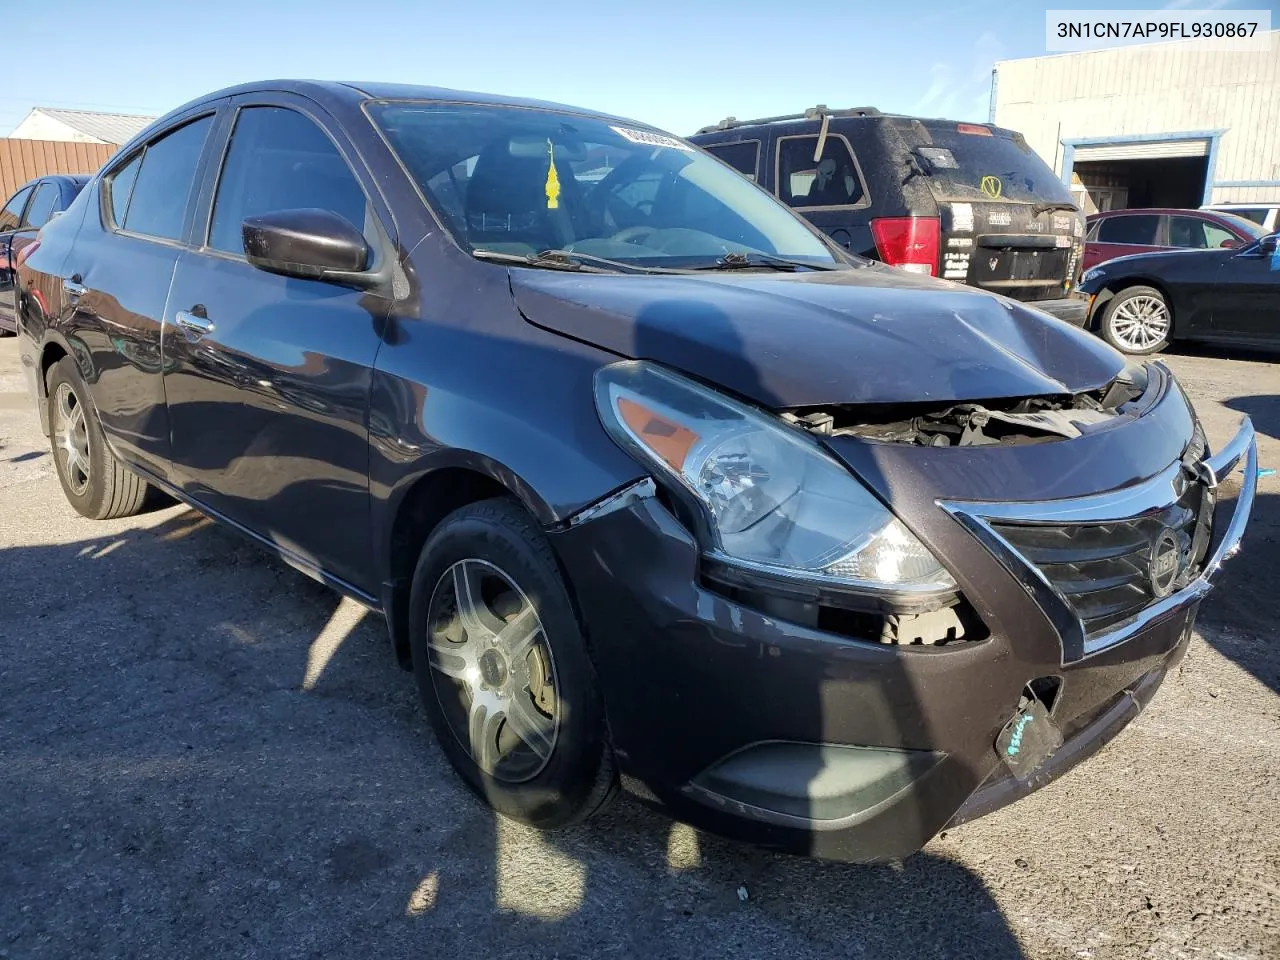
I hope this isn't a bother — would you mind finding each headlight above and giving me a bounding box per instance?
[594,361,956,595]
[1081,267,1104,284]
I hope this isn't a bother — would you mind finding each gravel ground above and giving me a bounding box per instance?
[1,336,1277,960]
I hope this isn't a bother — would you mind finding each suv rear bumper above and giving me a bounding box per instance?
[1028,295,1089,326]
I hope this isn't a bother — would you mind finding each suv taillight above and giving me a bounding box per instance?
[870,217,940,276]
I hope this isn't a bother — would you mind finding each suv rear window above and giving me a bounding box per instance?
[904,122,1072,205]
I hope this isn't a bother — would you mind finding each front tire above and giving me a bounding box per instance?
[46,357,150,519]
[409,498,616,828]
[1099,285,1171,355]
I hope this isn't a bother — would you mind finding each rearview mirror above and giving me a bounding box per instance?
[242,208,373,286]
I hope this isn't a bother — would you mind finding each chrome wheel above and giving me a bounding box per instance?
[426,559,559,783]
[53,382,90,496]
[1108,294,1170,351]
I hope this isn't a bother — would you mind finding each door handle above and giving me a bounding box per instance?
[175,307,214,336]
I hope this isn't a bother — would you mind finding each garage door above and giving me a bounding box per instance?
[1073,138,1211,161]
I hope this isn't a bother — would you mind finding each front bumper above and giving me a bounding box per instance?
[550,411,1257,862]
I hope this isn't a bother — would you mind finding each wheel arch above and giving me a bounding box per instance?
[1089,276,1178,335]
[378,453,560,669]
[35,332,76,435]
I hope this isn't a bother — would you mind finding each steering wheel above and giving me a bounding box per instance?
[611,225,659,245]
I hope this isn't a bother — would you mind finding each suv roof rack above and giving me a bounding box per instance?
[695,104,883,135]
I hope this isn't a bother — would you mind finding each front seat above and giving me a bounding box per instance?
[464,142,573,253]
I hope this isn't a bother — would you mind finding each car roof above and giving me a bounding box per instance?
[16,173,90,191]
[147,79,644,136]
[1087,207,1232,218]
[691,106,1018,138]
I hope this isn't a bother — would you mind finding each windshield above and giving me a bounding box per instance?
[369,102,838,268]
[1214,211,1268,239]
[903,121,1073,205]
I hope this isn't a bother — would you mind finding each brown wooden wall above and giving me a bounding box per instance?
[0,139,116,201]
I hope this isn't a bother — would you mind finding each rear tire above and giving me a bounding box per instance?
[1099,285,1171,355]
[46,357,150,520]
[409,498,617,828]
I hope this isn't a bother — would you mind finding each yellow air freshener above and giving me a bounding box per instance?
[545,140,561,210]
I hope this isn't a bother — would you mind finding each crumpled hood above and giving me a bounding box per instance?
[510,265,1124,408]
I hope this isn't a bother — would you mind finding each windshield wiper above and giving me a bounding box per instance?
[695,251,838,272]
[472,248,672,275]
[1032,201,1078,216]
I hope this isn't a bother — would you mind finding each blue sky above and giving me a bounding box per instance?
[5,0,1274,136]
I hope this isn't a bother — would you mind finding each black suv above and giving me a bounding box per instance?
[690,106,1087,325]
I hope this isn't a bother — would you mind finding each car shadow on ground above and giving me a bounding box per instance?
[0,509,1027,959]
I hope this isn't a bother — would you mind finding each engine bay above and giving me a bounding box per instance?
[782,367,1151,447]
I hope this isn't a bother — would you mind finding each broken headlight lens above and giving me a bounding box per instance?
[594,361,956,593]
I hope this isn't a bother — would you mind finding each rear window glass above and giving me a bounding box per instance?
[907,123,1072,204]
[1096,214,1160,245]
[1215,207,1269,226]
[1213,211,1267,238]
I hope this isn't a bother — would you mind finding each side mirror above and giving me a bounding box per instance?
[1243,234,1279,258]
[242,208,374,287]
[1220,237,1239,249]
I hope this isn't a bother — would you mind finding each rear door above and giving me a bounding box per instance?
[0,184,34,330]
[900,121,1084,300]
[59,111,220,479]
[160,96,391,591]
[1086,213,1164,268]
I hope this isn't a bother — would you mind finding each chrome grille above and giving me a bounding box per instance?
[989,481,1209,637]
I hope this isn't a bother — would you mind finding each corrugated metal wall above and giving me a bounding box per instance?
[0,139,115,201]
[993,35,1280,204]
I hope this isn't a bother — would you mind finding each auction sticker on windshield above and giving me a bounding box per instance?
[610,126,693,151]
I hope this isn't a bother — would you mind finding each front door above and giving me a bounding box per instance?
[161,99,391,592]
[1209,239,1280,341]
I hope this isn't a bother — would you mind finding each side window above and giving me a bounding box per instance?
[23,182,60,229]
[776,135,866,208]
[0,186,33,232]
[1201,222,1237,249]
[1096,214,1160,245]
[106,154,142,227]
[705,140,761,180]
[120,115,214,241]
[1085,219,1101,242]
[209,106,369,255]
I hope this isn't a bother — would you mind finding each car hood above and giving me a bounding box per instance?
[510,265,1124,408]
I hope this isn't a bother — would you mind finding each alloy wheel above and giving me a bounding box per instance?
[426,559,560,783]
[54,382,91,496]
[1109,295,1170,351]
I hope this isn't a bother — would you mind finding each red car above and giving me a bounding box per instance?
[1083,207,1266,270]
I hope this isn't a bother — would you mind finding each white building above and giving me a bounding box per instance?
[8,107,155,147]
[992,32,1279,214]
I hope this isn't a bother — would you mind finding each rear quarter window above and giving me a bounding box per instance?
[904,122,1072,205]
